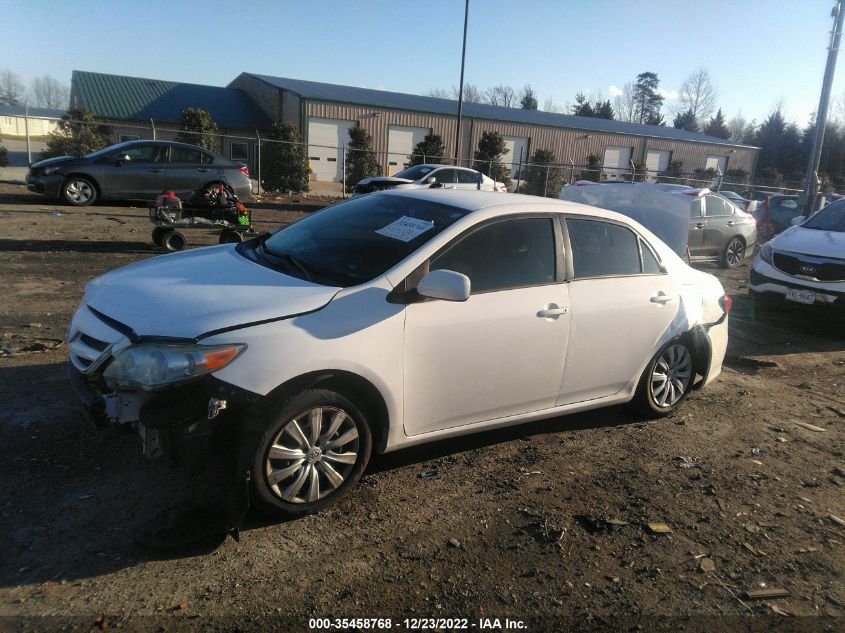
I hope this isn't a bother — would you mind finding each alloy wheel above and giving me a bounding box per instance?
[725,238,745,268]
[650,344,692,408]
[65,180,93,204]
[265,406,359,504]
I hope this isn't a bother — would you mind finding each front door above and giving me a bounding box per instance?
[403,217,570,436]
[104,142,168,199]
[559,218,679,404]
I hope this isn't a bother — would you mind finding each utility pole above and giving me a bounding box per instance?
[454,0,469,164]
[802,0,844,215]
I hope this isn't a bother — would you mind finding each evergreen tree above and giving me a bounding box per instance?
[408,133,446,166]
[345,124,382,192]
[673,108,698,131]
[176,107,219,152]
[645,112,666,126]
[473,131,512,188]
[260,122,310,194]
[657,159,684,183]
[632,72,664,124]
[519,85,538,110]
[581,154,601,182]
[523,149,562,197]
[703,108,730,139]
[572,93,595,117]
[43,108,110,158]
[594,100,615,120]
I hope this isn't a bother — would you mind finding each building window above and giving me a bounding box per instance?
[119,134,141,143]
[230,142,249,161]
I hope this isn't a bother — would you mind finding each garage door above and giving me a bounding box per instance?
[307,118,355,181]
[603,146,632,179]
[502,136,530,177]
[387,125,429,175]
[645,149,671,180]
[705,154,728,174]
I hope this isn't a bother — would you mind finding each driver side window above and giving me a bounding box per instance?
[431,218,556,293]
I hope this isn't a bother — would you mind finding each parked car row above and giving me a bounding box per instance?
[353,164,508,195]
[26,140,253,206]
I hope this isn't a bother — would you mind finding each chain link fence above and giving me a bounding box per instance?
[7,114,806,200]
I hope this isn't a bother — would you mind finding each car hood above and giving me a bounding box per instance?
[771,225,845,258]
[30,155,78,169]
[84,245,341,339]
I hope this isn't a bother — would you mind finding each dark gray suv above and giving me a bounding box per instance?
[26,140,252,206]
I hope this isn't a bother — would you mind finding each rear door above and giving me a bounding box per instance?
[702,194,736,255]
[558,218,679,404]
[167,145,218,198]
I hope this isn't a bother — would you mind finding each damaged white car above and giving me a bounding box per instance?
[68,190,730,518]
[353,163,507,195]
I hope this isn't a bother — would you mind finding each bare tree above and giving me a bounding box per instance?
[31,75,69,109]
[613,82,637,122]
[0,69,26,105]
[542,96,565,114]
[426,88,451,100]
[727,113,749,142]
[676,67,717,121]
[484,85,517,108]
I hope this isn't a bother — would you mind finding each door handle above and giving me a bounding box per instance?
[726,221,735,226]
[650,292,674,304]
[693,222,704,229]
[148,168,162,173]
[196,168,209,173]
[538,303,568,319]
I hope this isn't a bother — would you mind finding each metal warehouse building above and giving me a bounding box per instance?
[71,70,758,183]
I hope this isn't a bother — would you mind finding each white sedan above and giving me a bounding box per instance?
[67,190,730,518]
[354,163,507,194]
[750,199,845,307]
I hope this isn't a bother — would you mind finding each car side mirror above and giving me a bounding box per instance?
[425,176,440,187]
[790,215,805,226]
[115,154,131,165]
[416,269,471,302]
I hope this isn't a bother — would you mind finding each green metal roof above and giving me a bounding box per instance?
[70,71,271,130]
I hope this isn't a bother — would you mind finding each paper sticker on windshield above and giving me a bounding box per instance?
[376,216,434,242]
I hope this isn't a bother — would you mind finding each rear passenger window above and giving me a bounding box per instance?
[640,239,663,274]
[432,218,556,293]
[690,199,703,218]
[170,146,204,163]
[567,219,641,278]
[705,195,732,216]
[457,170,479,184]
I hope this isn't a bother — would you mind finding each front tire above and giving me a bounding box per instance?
[62,176,97,206]
[721,236,745,269]
[244,389,373,518]
[632,339,694,417]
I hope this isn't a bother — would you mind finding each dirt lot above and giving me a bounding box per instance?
[0,183,843,632]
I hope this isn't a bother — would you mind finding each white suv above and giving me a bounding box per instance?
[68,190,730,518]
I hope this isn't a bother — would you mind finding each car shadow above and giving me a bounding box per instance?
[0,360,639,589]
[0,239,159,254]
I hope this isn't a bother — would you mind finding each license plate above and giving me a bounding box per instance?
[786,288,816,304]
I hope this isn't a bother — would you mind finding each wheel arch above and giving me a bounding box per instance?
[681,326,713,390]
[62,172,102,198]
[262,370,390,453]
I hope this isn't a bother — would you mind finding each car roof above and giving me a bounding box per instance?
[119,139,215,153]
[378,188,629,221]
[418,163,478,173]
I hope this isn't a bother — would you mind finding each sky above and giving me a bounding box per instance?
[2,0,844,126]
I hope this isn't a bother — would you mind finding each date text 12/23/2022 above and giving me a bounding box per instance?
[308,617,528,630]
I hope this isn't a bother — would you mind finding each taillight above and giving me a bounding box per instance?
[239,165,249,177]
[719,294,733,314]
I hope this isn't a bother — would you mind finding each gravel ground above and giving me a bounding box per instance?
[0,184,842,633]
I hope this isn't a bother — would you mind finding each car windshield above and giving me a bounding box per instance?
[260,194,471,285]
[84,142,140,158]
[802,200,845,232]
[393,165,437,181]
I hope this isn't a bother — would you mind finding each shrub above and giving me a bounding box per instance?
[345,125,382,192]
[408,134,446,166]
[43,108,110,158]
[522,149,562,197]
[260,122,310,194]
[176,107,219,152]
[473,131,512,189]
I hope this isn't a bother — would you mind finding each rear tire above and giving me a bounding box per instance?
[151,226,167,247]
[242,389,373,519]
[219,229,244,245]
[162,230,187,252]
[632,338,694,418]
[720,236,745,269]
[62,176,97,206]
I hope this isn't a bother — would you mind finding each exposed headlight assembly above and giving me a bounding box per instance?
[43,165,62,176]
[759,242,773,264]
[103,343,245,391]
